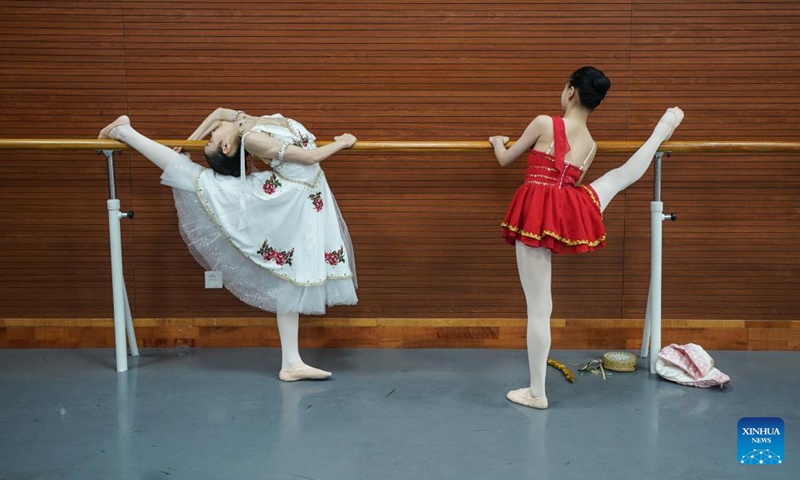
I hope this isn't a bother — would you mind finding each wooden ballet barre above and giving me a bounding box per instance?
[0,139,800,154]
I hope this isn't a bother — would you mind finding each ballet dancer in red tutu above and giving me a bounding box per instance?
[489,67,683,408]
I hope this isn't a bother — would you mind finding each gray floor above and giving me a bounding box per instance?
[0,348,797,480]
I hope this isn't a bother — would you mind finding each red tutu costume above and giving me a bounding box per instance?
[501,116,606,254]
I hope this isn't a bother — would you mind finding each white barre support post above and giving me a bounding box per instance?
[101,150,139,373]
[641,152,676,373]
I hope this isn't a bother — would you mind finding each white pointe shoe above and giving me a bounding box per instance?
[657,107,684,141]
[279,364,332,382]
[98,115,130,140]
[506,388,549,410]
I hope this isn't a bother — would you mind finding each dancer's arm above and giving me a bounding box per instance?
[187,108,242,140]
[489,115,550,167]
[244,132,357,165]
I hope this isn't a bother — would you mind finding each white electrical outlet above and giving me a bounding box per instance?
[204,271,223,289]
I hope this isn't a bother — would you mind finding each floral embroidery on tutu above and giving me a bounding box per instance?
[324,246,346,266]
[309,192,324,212]
[263,173,282,195]
[293,133,311,148]
[257,240,295,266]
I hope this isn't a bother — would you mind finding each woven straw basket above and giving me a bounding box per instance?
[602,351,637,372]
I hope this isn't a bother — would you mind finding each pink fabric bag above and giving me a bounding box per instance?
[655,343,730,388]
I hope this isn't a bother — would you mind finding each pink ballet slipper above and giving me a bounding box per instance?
[657,107,684,141]
[506,388,549,409]
[279,363,332,382]
[98,115,130,140]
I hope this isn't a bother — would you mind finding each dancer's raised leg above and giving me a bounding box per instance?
[277,312,332,382]
[591,107,684,212]
[99,115,183,171]
[507,242,552,409]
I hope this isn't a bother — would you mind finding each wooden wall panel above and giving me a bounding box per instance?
[1,1,798,348]
[626,0,800,320]
[0,1,132,317]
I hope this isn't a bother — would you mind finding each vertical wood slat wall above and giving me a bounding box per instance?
[1,1,798,347]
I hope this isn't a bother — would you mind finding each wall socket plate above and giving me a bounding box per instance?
[204,271,223,289]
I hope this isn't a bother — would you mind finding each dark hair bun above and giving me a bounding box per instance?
[569,66,610,110]
[205,143,244,177]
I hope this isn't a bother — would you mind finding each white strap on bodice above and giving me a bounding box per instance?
[580,143,596,169]
[547,140,596,171]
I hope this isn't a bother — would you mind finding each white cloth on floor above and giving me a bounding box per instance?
[656,343,730,388]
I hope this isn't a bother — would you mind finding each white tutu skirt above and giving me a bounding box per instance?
[162,155,358,315]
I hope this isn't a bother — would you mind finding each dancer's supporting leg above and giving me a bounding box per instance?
[506,242,552,410]
[277,312,332,382]
[591,107,684,212]
[99,115,181,171]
